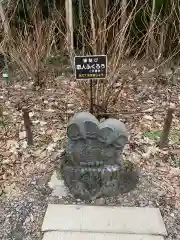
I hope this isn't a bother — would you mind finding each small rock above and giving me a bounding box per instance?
[39,151,47,159]
[0,188,3,196]
[143,115,153,121]
[4,183,20,198]
[170,213,175,218]
[24,216,31,225]
[39,121,47,126]
[169,167,180,176]
[48,172,68,198]
[33,149,42,157]
[11,231,23,240]
[46,108,55,112]
[7,140,19,149]
[52,186,68,198]
[158,190,166,197]
[52,135,62,143]
[19,131,26,140]
[30,213,34,222]
[139,200,148,207]
[46,129,53,135]
[1,151,11,157]
[94,198,106,205]
[67,103,74,108]
[21,141,28,149]
[47,143,56,153]
[115,83,121,88]
[2,159,11,164]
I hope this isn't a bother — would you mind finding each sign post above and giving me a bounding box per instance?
[74,55,107,114]
[89,79,93,113]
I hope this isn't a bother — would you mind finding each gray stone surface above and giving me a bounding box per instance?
[48,172,68,198]
[43,231,165,240]
[66,112,128,165]
[42,204,167,236]
[59,112,139,200]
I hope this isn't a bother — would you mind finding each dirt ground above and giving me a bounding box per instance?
[0,60,180,239]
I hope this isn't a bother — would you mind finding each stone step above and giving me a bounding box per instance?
[43,231,165,240]
[42,204,167,236]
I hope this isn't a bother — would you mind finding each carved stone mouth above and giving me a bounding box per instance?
[77,164,122,173]
[59,152,139,201]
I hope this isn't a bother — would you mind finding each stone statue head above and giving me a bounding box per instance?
[67,112,99,140]
[98,118,128,150]
[66,112,128,165]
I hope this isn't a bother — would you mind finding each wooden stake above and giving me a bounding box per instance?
[22,109,33,145]
[0,104,3,118]
[159,104,175,149]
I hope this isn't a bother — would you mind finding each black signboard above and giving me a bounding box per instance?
[74,55,107,80]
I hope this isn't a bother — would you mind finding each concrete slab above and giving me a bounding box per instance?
[42,204,167,236]
[43,232,165,240]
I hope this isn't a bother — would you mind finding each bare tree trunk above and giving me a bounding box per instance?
[78,0,85,54]
[0,2,9,83]
[95,0,109,54]
[0,3,8,34]
[89,0,96,54]
[157,24,166,62]
[65,0,74,63]
[146,0,156,58]
[0,104,3,121]
[120,0,127,30]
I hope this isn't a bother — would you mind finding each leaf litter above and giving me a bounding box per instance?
[0,62,180,239]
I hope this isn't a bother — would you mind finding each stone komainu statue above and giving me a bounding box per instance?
[59,112,139,200]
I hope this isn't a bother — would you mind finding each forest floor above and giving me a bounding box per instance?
[0,60,180,240]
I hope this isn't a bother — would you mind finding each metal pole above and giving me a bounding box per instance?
[89,79,93,114]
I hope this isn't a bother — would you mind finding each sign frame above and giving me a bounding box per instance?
[74,55,107,80]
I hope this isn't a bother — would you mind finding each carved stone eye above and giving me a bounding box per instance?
[67,123,81,140]
[84,121,99,138]
[98,127,113,144]
[67,112,99,140]
[113,136,128,149]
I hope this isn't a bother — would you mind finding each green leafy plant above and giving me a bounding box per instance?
[143,131,161,141]
[143,130,180,145]
[0,115,9,127]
